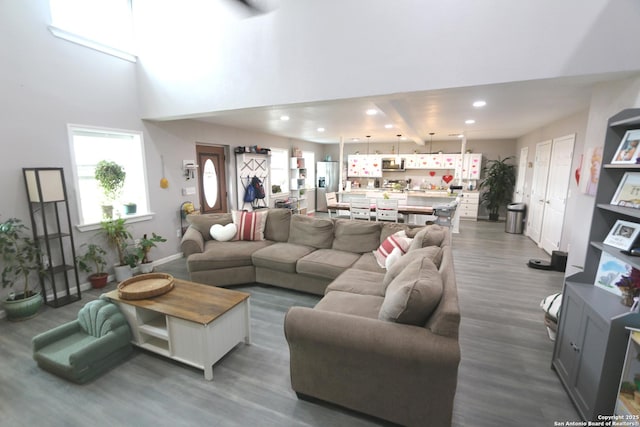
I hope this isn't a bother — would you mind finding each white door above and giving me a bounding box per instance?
[540,134,575,254]
[514,146,528,203]
[527,140,552,244]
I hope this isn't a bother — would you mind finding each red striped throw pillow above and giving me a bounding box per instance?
[232,210,268,241]
[373,230,412,268]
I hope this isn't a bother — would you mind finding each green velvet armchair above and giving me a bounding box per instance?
[32,298,132,384]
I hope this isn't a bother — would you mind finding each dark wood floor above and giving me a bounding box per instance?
[0,220,578,426]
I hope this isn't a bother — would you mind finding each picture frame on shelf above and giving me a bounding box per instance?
[594,251,627,296]
[611,172,640,209]
[603,219,640,250]
[611,129,640,164]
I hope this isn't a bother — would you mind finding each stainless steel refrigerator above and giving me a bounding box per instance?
[316,161,339,212]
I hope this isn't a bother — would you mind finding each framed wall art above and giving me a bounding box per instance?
[603,219,640,250]
[611,172,640,209]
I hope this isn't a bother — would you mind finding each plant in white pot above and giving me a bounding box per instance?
[0,218,44,320]
[100,218,134,282]
[75,243,109,288]
[94,160,126,219]
[136,233,167,274]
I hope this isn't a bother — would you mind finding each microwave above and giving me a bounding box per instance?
[382,158,405,171]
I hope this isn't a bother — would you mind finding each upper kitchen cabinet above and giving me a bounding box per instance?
[347,155,382,177]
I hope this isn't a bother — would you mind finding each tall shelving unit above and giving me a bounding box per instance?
[552,109,640,420]
[23,168,81,308]
[290,156,307,214]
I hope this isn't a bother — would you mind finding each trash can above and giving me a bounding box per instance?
[505,203,526,234]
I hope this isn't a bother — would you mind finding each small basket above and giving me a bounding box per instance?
[117,273,174,300]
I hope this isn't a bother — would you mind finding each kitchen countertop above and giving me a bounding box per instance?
[338,189,474,198]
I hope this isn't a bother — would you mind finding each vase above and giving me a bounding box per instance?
[622,290,636,307]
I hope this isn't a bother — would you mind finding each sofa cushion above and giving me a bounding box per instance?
[325,268,387,297]
[315,291,384,320]
[409,224,447,250]
[233,210,268,241]
[383,246,444,288]
[187,213,233,241]
[332,219,381,253]
[188,240,273,271]
[210,223,237,241]
[265,208,292,242]
[288,215,334,249]
[351,252,386,273]
[380,223,411,242]
[297,249,360,280]
[252,242,316,274]
[379,257,443,325]
[373,230,413,268]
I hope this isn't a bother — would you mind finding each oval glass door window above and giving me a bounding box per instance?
[203,159,218,208]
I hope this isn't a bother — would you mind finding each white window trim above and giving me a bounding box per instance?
[49,26,137,62]
[67,123,151,229]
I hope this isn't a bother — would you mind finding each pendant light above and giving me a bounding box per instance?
[366,135,371,155]
[429,132,435,154]
[396,134,402,164]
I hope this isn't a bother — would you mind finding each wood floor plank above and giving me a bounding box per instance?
[0,220,579,426]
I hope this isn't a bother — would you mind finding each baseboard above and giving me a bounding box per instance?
[0,253,185,320]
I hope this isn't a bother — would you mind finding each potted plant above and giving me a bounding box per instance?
[75,243,109,288]
[478,156,516,221]
[0,218,44,320]
[136,233,167,274]
[100,218,133,281]
[94,160,126,219]
[123,202,137,215]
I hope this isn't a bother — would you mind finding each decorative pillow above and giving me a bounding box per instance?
[186,213,233,240]
[373,230,413,268]
[409,225,447,251]
[232,210,268,241]
[210,223,237,242]
[379,257,444,325]
[385,247,403,269]
[383,246,443,288]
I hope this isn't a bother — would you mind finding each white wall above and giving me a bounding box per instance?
[135,0,640,119]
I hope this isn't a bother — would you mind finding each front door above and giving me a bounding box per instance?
[197,145,228,213]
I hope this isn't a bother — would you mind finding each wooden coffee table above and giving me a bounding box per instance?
[104,279,251,380]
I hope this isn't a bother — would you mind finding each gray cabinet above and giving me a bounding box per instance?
[553,282,640,419]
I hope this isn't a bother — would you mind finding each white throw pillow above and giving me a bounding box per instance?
[210,223,237,242]
[373,230,413,268]
[385,247,403,269]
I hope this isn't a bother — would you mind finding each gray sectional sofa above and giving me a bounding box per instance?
[180,208,460,426]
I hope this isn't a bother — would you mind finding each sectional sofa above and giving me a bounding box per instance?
[180,208,460,426]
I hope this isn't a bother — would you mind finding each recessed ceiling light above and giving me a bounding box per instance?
[458,134,464,138]
[472,100,486,108]
[400,136,407,141]
[465,119,476,124]
[384,124,393,129]
[317,127,325,132]
[280,115,290,121]
[366,109,378,116]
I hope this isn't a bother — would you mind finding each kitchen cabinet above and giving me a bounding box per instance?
[461,153,482,179]
[552,108,640,420]
[458,192,479,220]
[347,155,382,177]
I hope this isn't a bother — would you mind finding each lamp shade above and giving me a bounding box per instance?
[24,168,65,202]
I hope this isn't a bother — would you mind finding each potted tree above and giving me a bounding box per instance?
[479,156,516,221]
[75,243,109,288]
[0,218,44,320]
[100,218,133,281]
[136,233,167,273]
[94,160,126,219]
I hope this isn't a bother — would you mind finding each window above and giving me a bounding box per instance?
[48,0,135,61]
[302,151,315,189]
[68,125,150,229]
[269,148,289,194]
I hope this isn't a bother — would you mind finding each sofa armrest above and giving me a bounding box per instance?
[285,306,459,365]
[32,320,82,351]
[68,325,131,366]
[181,226,204,257]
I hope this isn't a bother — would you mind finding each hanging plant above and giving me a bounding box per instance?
[94,160,126,203]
